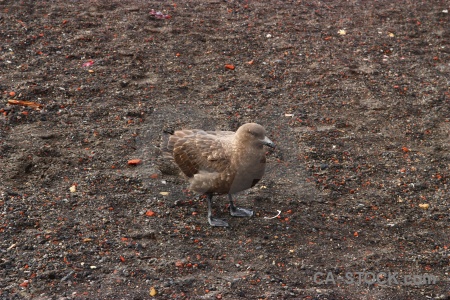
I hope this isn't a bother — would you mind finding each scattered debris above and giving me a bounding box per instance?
[150,9,171,19]
[7,244,16,251]
[419,203,430,210]
[61,271,75,282]
[264,210,281,219]
[7,99,43,110]
[128,159,142,165]
[82,60,94,67]
[150,287,157,297]
[224,64,235,70]
[145,210,156,217]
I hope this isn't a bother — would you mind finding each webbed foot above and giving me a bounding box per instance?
[208,216,229,227]
[228,194,254,218]
[230,206,254,217]
[206,193,229,227]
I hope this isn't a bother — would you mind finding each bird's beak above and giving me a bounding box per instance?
[262,136,275,148]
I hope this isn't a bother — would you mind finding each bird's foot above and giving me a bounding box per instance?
[208,216,229,227]
[230,206,254,217]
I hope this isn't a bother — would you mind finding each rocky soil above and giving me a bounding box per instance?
[1,0,449,299]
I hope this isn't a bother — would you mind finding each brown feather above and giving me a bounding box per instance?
[162,123,274,195]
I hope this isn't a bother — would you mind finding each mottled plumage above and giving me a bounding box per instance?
[162,123,275,227]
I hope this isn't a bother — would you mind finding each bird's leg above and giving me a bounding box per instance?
[228,194,254,217]
[206,194,229,227]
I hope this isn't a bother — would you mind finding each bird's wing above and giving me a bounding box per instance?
[169,130,233,178]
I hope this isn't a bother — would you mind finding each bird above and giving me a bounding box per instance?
[162,123,275,227]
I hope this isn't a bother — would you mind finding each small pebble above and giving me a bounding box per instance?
[419,203,429,210]
[320,164,329,170]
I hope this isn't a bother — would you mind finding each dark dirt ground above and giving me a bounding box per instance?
[1,0,450,299]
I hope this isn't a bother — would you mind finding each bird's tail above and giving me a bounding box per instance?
[161,128,174,158]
